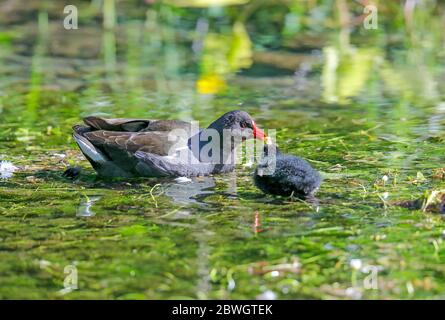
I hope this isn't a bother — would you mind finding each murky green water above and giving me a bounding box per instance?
[1,1,445,299]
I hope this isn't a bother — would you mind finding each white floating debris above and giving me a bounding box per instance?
[175,176,192,183]
[39,260,51,269]
[349,259,363,270]
[256,290,277,300]
[270,270,280,277]
[0,161,18,179]
[53,153,66,158]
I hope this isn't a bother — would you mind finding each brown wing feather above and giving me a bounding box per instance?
[83,117,151,132]
[141,120,191,133]
[83,117,192,133]
[83,130,187,156]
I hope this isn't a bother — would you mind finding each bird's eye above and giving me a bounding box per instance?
[240,122,247,128]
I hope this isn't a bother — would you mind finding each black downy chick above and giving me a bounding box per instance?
[254,144,322,198]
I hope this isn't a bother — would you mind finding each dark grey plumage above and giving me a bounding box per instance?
[254,145,322,198]
[72,110,266,178]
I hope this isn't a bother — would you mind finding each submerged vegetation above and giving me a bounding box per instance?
[1,0,445,299]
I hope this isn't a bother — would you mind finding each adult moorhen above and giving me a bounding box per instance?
[254,144,322,198]
[72,110,267,178]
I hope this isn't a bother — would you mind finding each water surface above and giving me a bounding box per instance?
[1,1,445,299]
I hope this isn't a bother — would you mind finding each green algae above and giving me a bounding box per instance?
[1,0,445,300]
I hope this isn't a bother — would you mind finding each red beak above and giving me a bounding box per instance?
[252,121,267,140]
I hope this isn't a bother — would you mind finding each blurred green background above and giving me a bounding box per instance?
[1,0,445,300]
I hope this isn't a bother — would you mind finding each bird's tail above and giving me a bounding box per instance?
[72,132,107,165]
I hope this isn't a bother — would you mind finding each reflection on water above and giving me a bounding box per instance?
[1,0,445,300]
[76,195,101,217]
[164,176,215,205]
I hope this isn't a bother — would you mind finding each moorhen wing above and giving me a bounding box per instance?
[72,110,267,178]
[254,144,322,198]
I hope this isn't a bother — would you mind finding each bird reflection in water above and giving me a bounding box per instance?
[164,176,216,205]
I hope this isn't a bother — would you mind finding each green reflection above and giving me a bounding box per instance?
[0,0,445,300]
